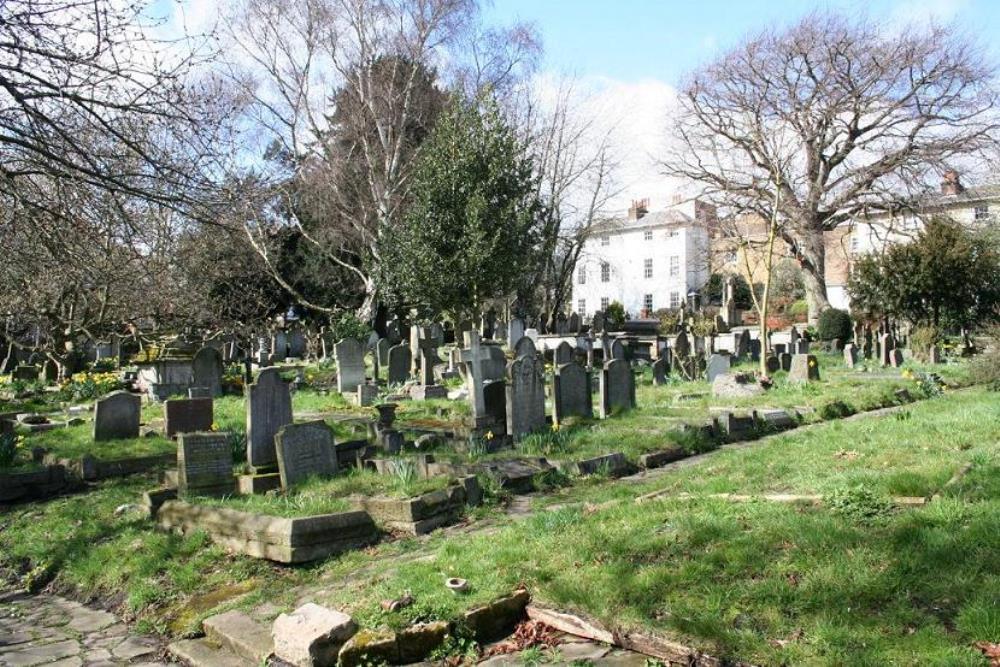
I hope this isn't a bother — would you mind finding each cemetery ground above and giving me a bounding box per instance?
[2,354,998,665]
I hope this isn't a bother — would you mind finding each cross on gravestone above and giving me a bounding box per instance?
[275,420,337,489]
[177,432,234,498]
[416,327,439,386]
[459,330,490,423]
[93,391,141,441]
[246,368,293,471]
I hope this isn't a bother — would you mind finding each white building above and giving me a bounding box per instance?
[573,198,714,319]
[827,171,999,310]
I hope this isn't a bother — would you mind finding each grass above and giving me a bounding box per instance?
[4,424,174,469]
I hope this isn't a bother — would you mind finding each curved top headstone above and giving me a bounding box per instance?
[192,346,224,397]
[513,335,537,359]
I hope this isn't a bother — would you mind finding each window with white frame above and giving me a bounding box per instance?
[643,258,653,278]
[601,297,609,310]
[669,255,680,277]
[643,294,653,312]
[601,262,610,282]
[975,205,990,220]
[577,299,586,317]
[600,235,610,247]
[669,291,680,308]
[577,265,586,284]
[643,230,653,241]
[667,230,679,238]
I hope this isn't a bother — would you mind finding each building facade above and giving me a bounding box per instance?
[573,198,714,318]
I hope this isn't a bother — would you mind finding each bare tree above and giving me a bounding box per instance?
[664,13,1000,322]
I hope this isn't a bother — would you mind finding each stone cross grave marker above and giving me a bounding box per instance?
[387,344,411,385]
[192,346,224,397]
[553,361,593,423]
[334,338,365,394]
[246,367,293,470]
[505,352,546,439]
[164,397,213,439]
[600,358,635,419]
[93,390,141,441]
[459,330,490,423]
[275,420,337,489]
[416,327,439,386]
[177,431,233,498]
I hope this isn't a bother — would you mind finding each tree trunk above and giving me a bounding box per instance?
[797,229,830,325]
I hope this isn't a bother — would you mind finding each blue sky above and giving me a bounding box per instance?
[484,0,1000,84]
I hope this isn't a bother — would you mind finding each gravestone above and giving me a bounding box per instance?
[12,365,39,381]
[505,354,546,439]
[376,338,391,371]
[591,310,605,333]
[356,383,378,407]
[192,346,224,397]
[387,344,412,385]
[928,345,941,364]
[246,368,293,470]
[164,397,213,438]
[177,432,234,498]
[879,333,895,366]
[765,355,780,374]
[599,358,635,418]
[513,336,537,360]
[507,318,525,352]
[288,330,307,359]
[459,331,490,426]
[788,354,820,383]
[780,353,793,372]
[610,339,626,360]
[795,339,810,354]
[412,327,447,399]
[890,348,904,367]
[334,338,365,394]
[706,353,731,383]
[721,275,738,327]
[651,357,669,385]
[275,420,337,489]
[271,331,288,363]
[568,312,581,334]
[671,332,690,358]
[553,361,592,423]
[773,343,787,355]
[554,341,574,365]
[483,380,507,431]
[189,386,212,399]
[93,390,141,441]
[843,343,859,368]
[483,345,507,381]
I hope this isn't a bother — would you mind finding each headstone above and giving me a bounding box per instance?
[651,357,669,385]
[460,331,490,425]
[386,344,412,385]
[507,318,525,352]
[568,312,581,334]
[12,365,39,381]
[671,332,690,358]
[513,336,537,360]
[765,355,780,374]
[177,432,233,498]
[928,345,941,364]
[483,380,507,430]
[376,338,391,371]
[795,339,810,354]
[93,390,141,441]
[192,346,224,397]
[483,345,507,381]
[164,397,213,438]
[413,327,447,399]
[780,353,793,372]
[356,384,378,407]
[553,361,593,423]
[843,343,859,368]
[189,386,212,399]
[879,334,895,366]
[246,368,293,470]
[554,341,574,365]
[505,354,546,439]
[706,353,731,383]
[288,330,307,359]
[275,420,337,489]
[334,338,365,393]
[788,354,820,383]
[773,343,787,355]
[749,338,761,362]
[599,358,635,418]
[271,331,288,363]
[591,310,605,333]
[721,275,738,326]
[555,313,568,335]
[610,339,626,360]
[890,348,904,367]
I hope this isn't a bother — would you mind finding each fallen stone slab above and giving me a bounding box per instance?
[203,610,273,664]
[273,603,357,667]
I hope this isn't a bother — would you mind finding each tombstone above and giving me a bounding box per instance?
[749,338,761,362]
[553,362,593,423]
[334,338,366,394]
[412,327,447,399]
[271,331,288,363]
[610,339,626,360]
[246,368,293,471]
[93,391,141,441]
[507,319,525,352]
[357,383,378,407]
[591,310,605,333]
[513,336,537,360]
[189,385,213,399]
[780,353,793,372]
[481,310,497,340]
[599,358,635,419]
[773,343,787,355]
[524,328,540,345]
[843,343,859,368]
[880,334,895,366]
[788,354,820,383]
[651,357,669,386]
[890,348,904,367]
[795,339,810,354]
[555,313,569,335]
[459,331,491,426]
[736,329,751,359]
[483,345,508,381]
[288,330,307,359]
[554,341,574,365]
[505,354,546,439]
[275,420,337,489]
[706,353,731,384]
[483,380,507,431]
[257,335,271,367]
[568,312,581,334]
[671,332,690,358]
[456,320,474,343]
[928,345,941,364]
[164,397,214,439]
[376,338,391,372]
[12,365,39,381]
[765,355,780,374]
[177,432,234,498]
[721,275,738,326]
[386,344,412,385]
[192,347,224,397]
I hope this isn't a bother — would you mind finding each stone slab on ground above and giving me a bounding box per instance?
[202,609,273,663]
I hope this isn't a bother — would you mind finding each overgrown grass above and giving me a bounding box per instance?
[15,424,174,464]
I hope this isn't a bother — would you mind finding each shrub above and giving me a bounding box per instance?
[605,301,626,329]
[787,299,809,320]
[654,308,678,335]
[329,311,370,342]
[910,325,940,359]
[969,327,1000,390]
[817,308,852,342]
[0,432,19,468]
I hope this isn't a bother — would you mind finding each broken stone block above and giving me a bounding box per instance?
[272,603,357,667]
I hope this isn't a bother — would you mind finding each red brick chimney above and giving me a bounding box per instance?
[941,170,964,196]
[628,198,649,220]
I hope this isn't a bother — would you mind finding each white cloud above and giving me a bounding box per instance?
[889,0,969,28]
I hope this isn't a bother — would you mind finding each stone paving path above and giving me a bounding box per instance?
[0,590,173,667]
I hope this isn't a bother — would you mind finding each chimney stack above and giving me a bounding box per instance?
[941,170,964,196]
[628,198,649,220]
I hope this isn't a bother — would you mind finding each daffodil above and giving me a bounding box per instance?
[485,430,494,440]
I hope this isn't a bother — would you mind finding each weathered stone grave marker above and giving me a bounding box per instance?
[788,354,820,383]
[246,368,293,471]
[505,353,546,439]
[386,344,411,385]
[600,358,635,418]
[275,420,337,489]
[553,361,593,423]
[192,346,224,397]
[651,357,669,385]
[706,353,731,383]
[335,338,365,394]
[164,397,213,438]
[177,432,234,498]
[93,390,141,441]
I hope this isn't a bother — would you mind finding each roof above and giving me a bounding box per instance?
[590,208,697,235]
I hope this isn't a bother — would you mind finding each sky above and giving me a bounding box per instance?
[154,0,1000,210]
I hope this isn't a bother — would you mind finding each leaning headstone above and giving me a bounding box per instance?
[246,368,293,471]
[164,397,213,439]
[788,354,820,383]
[843,343,859,368]
[192,346,224,397]
[386,344,412,385]
[275,420,337,489]
[177,432,234,498]
[334,338,366,394]
[554,341,574,365]
[651,357,669,386]
[93,391,141,441]
[513,336,537,360]
[505,354,546,439]
[705,353,731,383]
[553,361,593,423]
[599,358,635,419]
